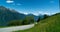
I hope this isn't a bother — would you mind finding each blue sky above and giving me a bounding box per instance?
[0,0,59,15]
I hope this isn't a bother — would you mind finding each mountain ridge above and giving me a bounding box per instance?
[0,6,44,26]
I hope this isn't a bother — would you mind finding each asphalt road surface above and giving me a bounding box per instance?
[0,24,34,32]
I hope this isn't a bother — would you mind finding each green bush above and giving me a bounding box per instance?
[7,20,23,26]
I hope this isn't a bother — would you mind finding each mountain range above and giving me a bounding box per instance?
[0,6,43,26]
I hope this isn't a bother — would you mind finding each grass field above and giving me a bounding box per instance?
[14,14,60,32]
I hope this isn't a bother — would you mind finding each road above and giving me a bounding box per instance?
[0,24,34,32]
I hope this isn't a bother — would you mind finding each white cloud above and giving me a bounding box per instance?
[44,12,50,15]
[6,0,14,3]
[23,13,28,15]
[17,11,28,15]
[38,11,50,15]
[33,13,39,16]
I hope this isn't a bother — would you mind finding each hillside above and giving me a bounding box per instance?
[0,6,26,26]
[15,13,60,32]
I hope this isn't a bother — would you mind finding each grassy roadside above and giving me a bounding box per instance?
[14,14,60,32]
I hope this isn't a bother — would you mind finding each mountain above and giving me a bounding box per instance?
[0,6,44,26]
[27,14,44,21]
[0,6,26,26]
[15,13,60,32]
